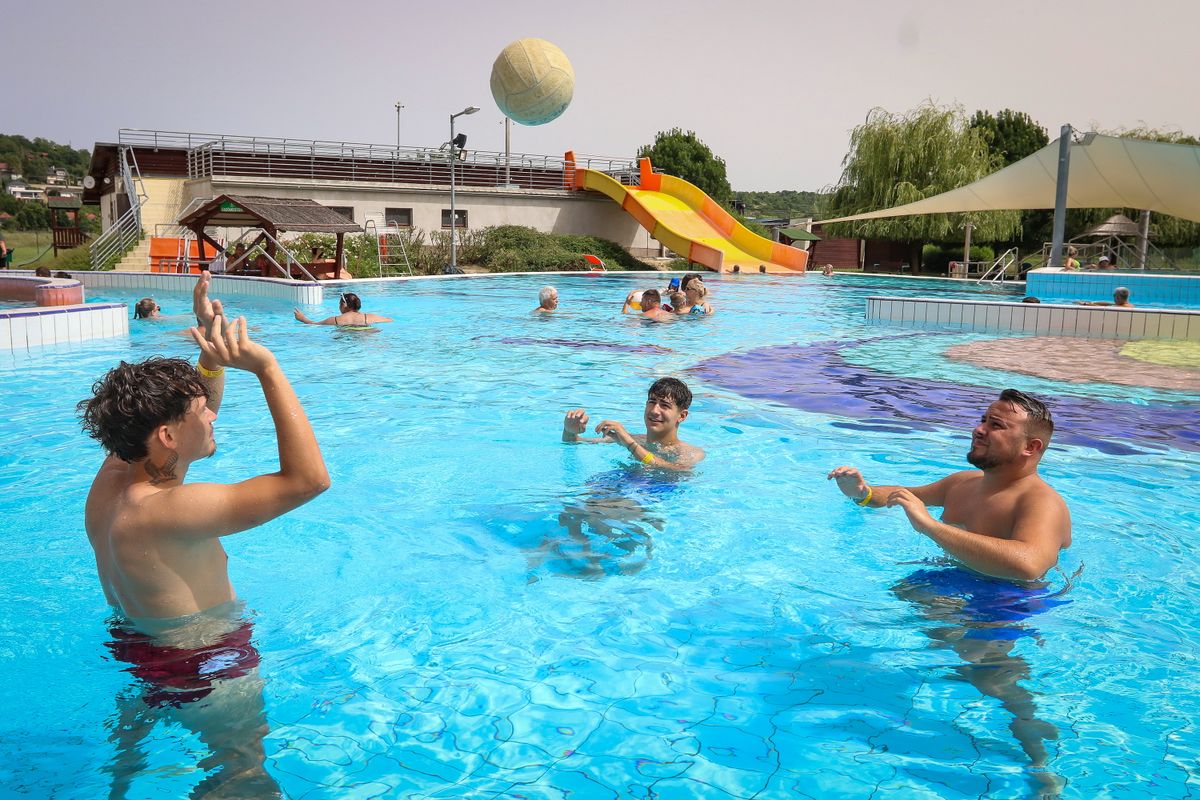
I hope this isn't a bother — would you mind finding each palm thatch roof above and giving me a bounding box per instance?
[178,195,361,233]
[1078,213,1141,238]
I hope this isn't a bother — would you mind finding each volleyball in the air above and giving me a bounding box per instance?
[489,38,575,126]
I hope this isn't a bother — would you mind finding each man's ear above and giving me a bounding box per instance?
[1024,436,1046,457]
[154,424,178,451]
[678,409,689,424]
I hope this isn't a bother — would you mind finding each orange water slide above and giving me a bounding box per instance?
[565,154,808,274]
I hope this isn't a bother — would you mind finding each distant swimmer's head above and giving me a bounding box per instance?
[339,292,362,312]
[685,279,708,299]
[645,377,692,434]
[78,357,214,463]
[680,273,701,291]
[133,298,160,319]
[968,389,1054,470]
[1021,296,1041,303]
[1113,287,1131,305]
[640,289,662,311]
[538,285,558,310]
[669,291,686,310]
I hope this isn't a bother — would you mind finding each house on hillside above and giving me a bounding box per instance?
[7,179,43,202]
[0,163,11,180]
[45,167,69,186]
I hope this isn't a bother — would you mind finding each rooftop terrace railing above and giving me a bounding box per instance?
[118,129,639,190]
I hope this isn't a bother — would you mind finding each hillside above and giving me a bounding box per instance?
[0,134,90,182]
[735,189,827,220]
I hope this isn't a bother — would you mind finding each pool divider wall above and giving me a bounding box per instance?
[68,271,323,305]
[1026,268,1200,306]
[0,303,129,352]
[867,296,1200,341]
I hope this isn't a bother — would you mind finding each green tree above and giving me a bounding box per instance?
[637,129,732,205]
[824,103,1020,244]
[969,109,1049,166]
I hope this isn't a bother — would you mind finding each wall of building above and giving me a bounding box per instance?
[181,177,657,252]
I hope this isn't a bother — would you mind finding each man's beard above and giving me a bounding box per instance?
[967,448,1001,470]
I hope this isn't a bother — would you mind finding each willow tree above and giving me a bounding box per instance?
[824,104,1020,244]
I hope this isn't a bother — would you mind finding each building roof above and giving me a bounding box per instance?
[178,195,362,233]
[48,196,83,209]
[1078,213,1142,238]
[779,227,821,241]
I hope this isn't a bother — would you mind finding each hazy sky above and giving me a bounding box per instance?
[10,0,1198,191]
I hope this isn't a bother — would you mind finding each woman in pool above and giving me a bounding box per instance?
[675,279,714,316]
[293,292,392,328]
[133,298,161,320]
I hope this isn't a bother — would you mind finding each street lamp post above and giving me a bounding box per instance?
[446,105,479,274]
[394,101,404,151]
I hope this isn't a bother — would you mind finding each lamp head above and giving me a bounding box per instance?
[452,133,468,149]
[463,106,480,115]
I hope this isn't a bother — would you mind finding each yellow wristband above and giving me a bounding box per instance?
[197,363,225,379]
[855,486,873,507]
[640,450,654,465]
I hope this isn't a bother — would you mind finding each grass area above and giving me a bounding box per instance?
[1,229,92,271]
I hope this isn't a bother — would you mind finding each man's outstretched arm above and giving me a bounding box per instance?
[886,488,1067,581]
[828,466,958,508]
[154,316,330,538]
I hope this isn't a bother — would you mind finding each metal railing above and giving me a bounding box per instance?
[977,247,1019,284]
[117,129,636,190]
[89,146,149,270]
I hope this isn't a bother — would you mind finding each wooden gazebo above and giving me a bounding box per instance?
[48,196,87,256]
[178,194,361,280]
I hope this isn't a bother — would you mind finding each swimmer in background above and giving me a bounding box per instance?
[668,291,688,314]
[293,291,392,327]
[133,297,162,320]
[822,263,835,277]
[828,388,1071,581]
[533,285,558,313]
[562,377,705,471]
[1076,287,1134,308]
[633,289,673,321]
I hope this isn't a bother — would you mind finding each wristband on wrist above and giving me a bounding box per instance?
[197,362,225,379]
[640,450,655,465]
[855,486,873,507]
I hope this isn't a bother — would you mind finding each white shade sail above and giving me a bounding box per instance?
[816,134,1200,225]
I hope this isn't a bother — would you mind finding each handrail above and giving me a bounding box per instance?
[89,145,149,270]
[211,228,319,282]
[977,247,1019,284]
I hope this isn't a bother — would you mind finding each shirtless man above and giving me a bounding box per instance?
[80,272,330,623]
[828,389,1070,581]
[534,285,558,313]
[562,377,705,471]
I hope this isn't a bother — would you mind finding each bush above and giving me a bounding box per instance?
[922,243,995,273]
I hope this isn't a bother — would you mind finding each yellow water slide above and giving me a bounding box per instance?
[566,154,808,274]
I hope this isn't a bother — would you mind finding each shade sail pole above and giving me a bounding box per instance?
[1136,210,1151,271]
[1048,125,1072,268]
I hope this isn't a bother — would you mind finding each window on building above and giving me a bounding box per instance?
[441,209,468,229]
[329,206,355,223]
[385,207,413,228]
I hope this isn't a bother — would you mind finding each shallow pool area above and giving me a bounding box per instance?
[1,272,1198,798]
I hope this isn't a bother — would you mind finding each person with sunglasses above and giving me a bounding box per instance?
[133,298,162,320]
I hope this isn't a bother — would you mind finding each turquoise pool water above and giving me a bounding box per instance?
[1,273,1198,798]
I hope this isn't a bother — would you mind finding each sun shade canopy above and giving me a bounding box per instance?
[816,134,1200,225]
[178,195,362,233]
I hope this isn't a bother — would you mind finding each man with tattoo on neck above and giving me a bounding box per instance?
[79,272,330,624]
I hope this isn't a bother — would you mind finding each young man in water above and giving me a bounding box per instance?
[828,389,1071,581]
[562,377,705,470]
[80,272,330,623]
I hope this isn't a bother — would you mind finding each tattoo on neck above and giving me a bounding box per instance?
[146,453,179,485]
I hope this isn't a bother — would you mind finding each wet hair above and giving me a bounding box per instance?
[539,286,557,305]
[133,298,157,319]
[34,266,51,278]
[1114,287,1130,301]
[648,377,692,410]
[78,357,209,462]
[340,292,362,311]
[1021,296,1041,303]
[641,289,662,308]
[998,389,1053,443]
[680,273,701,291]
[54,271,72,279]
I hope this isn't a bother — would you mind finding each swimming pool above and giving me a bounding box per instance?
[2,273,1197,798]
